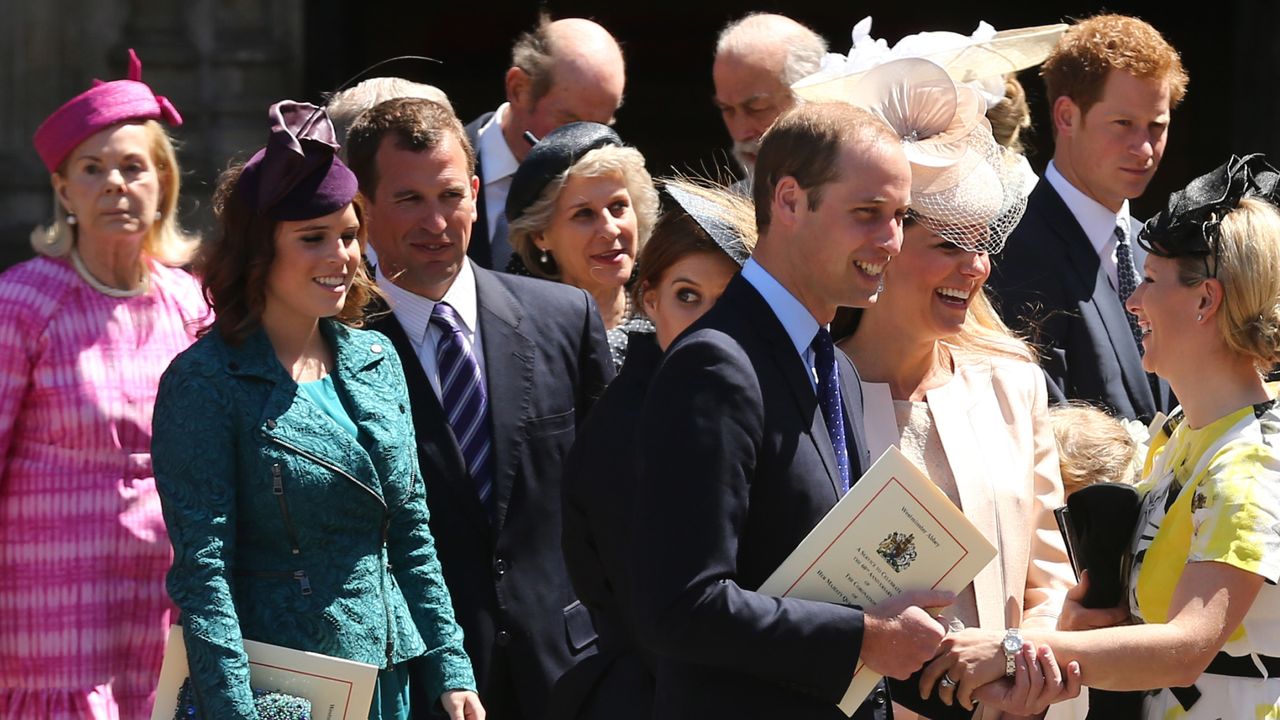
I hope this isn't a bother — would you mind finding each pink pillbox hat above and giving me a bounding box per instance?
[33,49,183,173]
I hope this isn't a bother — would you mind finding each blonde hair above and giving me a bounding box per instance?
[508,144,659,281]
[1050,404,1140,495]
[943,288,1037,363]
[31,119,198,266]
[327,77,454,147]
[1178,196,1280,373]
[987,75,1032,154]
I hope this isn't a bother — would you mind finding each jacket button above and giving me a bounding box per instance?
[872,687,887,705]
[265,418,277,430]
[495,630,511,646]
[494,559,507,577]
[371,343,383,353]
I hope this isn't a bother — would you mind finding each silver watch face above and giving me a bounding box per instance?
[1003,634,1021,654]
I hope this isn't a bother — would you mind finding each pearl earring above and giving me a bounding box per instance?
[65,213,77,226]
[1197,314,1204,322]
[540,248,550,264]
[154,211,162,221]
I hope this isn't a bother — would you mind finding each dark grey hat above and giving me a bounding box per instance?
[662,183,751,266]
[505,121,622,224]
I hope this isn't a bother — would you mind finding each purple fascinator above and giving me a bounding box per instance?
[237,100,358,221]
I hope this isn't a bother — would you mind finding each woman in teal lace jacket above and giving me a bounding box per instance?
[151,102,482,720]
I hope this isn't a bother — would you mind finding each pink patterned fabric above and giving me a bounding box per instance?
[0,256,207,720]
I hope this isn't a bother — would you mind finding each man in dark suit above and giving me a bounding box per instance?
[628,102,991,720]
[987,14,1188,425]
[346,97,614,720]
[464,13,625,271]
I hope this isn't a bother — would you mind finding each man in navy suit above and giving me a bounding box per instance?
[463,13,625,271]
[629,102,975,720]
[346,97,614,720]
[988,14,1188,424]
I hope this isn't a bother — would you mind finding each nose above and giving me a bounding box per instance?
[1125,281,1146,317]
[881,216,905,257]
[418,202,448,234]
[103,167,126,191]
[599,210,621,240]
[959,251,990,278]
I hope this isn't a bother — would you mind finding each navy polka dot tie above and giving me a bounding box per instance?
[812,328,852,494]
[1114,222,1145,355]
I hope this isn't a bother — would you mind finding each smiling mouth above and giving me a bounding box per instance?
[592,250,627,264]
[935,287,972,306]
[854,259,886,277]
[313,275,348,291]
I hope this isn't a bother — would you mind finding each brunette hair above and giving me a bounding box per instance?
[345,97,475,199]
[198,162,377,344]
[633,178,756,309]
[753,102,898,233]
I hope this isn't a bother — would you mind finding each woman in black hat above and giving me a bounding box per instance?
[552,179,754,720]
[505,122,660,370]
[924,155,1280,720]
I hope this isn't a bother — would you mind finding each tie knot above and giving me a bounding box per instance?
[1114,221,1130,246]
[431,301,463,333]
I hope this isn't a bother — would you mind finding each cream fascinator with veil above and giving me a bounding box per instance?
[792,18,1067,254]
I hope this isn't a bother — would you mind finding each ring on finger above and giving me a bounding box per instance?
[940,673,958,689]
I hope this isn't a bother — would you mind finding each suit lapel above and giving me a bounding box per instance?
[730,277,842,500]
[229,326,384,505]
[370,311,490,534]
[925,362,1004,630]
[474,269,536,532]
[1039,185,1155,415]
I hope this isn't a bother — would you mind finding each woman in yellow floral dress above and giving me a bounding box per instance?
[923,154,1280,719]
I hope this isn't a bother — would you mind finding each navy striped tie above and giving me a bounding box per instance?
[431,301,495,515]
[812,328,852,494]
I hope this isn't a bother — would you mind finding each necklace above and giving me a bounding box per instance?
[70,248,150,298]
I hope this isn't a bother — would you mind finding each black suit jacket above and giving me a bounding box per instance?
[628,275,971,720]
[551,332,663,720]
[464,112,496,270]
[372,267,614,720]
[989,180,1173,424]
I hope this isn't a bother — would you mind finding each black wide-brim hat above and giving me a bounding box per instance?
[505,121,622,224]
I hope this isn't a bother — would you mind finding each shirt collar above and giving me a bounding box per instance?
[741,258,820,359]
[375,258,481,344]
[1045,160,1133,254]
[478,103,520,187]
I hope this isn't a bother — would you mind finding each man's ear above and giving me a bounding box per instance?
[505,66,531,108]
[1052,95,1080,138]
[469,175,480,224]
[772,176,803,227]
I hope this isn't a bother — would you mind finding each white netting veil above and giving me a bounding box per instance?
[794,50,1040,253]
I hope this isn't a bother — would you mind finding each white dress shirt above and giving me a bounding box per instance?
[476,103,520,244]
[741,259,820,390]
[1044,161,1146,288]
[376,258,485,400]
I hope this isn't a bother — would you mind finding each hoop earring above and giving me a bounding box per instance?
[65,213,77,226]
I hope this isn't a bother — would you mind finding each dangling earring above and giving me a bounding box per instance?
[65,213,77,226]
[540,248,550,264]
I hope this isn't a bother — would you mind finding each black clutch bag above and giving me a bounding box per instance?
[174,677,312,720]
[1055,483,1146,719]
[1055,482,1141,608]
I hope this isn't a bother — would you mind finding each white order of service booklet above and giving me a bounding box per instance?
[758,446,997,717]
[151,625,378,720]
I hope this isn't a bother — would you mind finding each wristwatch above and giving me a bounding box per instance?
[1002,628,1022,677]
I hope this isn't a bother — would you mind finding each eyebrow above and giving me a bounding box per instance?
[670,276,702,286]
[291,224,332,233]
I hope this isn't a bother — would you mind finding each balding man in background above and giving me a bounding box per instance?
[713,13,826,183]
[466,13,626,271]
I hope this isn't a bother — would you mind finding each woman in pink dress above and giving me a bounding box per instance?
[0,50,206,719]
